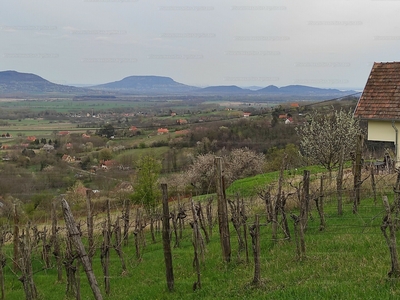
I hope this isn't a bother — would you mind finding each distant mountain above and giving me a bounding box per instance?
[0,70,88,95]
[195,85,253,94]
[0,71,357,99]
[91,75,197,94]
[255,85,355,97]
[192,84,355,99]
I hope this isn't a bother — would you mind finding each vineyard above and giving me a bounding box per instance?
[2,157,400,299]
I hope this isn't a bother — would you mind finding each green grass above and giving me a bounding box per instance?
[0,99,146,113]
[227,165,327,197]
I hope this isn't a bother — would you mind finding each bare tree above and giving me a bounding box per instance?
[296,109,363,177]
[185,149,265,194]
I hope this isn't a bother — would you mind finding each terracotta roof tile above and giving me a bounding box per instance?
[354,62,400,120]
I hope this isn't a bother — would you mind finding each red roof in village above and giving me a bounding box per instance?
[354,62,400,120]
[102,160,118,167]
[291,103,299,108]
[26,136,36,141]
[58,131,70,136]
[157,128,169,133]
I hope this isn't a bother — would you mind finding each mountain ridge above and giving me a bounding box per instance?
[0,71,358,99]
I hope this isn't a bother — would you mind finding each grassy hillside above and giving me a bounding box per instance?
[3,170,400,299]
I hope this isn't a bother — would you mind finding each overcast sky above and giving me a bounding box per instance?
[1,0,400,89]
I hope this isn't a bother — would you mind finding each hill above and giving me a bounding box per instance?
[0,70,89,96]
[254,84,356,99]
[194,85,253,94]
[91,75,197,94]
[0,70,357,99]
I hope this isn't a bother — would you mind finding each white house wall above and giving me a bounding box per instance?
[368,120,399,165]
[368,120,397,142]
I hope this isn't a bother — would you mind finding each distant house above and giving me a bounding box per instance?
[62,154,75,162]
[278,113,293,124]
[157,128,169,135]
[65,143,73,150]
[278,114,287,120]
[58,131,70,136]
[290,103,300,109]
[285,117,293,124]
[26,136,36,142]
[129,126,138,132]
[170,112,177,117]
[176,119,188,125]
[354,62,400,165]
[100,160,118,170]
[42,144,54,151]
[243,112,251,118]
[82,133,90,138]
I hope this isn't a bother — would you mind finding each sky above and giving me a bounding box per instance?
[1,0,400,90]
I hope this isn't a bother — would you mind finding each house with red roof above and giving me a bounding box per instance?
[176,119,188,125]
[354,62,400,165]
[157,128,169,135]
[58,131,70,136]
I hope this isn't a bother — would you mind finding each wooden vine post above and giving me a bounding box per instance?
[290,213,306,260]
[249,215,261,285]
[337,147,344,216]
[0,227,6,300]
[315,176,326,231]
[190,199,202,291]
[381,196,400,278]
[61,198,103,300]
[86,189,95,262]
[215,157,231,263]
[13,204,19,272]
[161,184,174,292]
[123,198,130,246]
[241,199,249,264]
[51,199,63,282]
[370,164,377,205]
[353,134,363,213]
[19,224,37,300]
[300,170,310,232]
[101,199,111,295]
